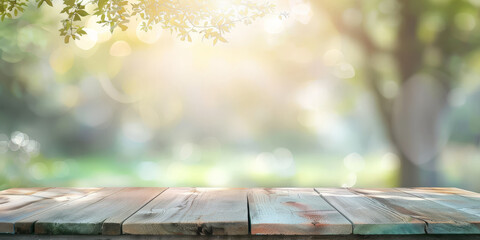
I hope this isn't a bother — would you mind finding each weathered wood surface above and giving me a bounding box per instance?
[101,187,167,235]
[315,188,425,234]
[20,187,123,234]
[352,188,480,234]
[399,187,480,218]
[1,187,480,237]
[19,187,167,235]
[0,187,99,234]
[2,234,480,240]
[248,188,351,235]
[123,188,248,235]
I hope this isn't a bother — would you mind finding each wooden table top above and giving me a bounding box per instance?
[1,187,480,239]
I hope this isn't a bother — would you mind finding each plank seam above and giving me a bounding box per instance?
[112,187,169,235]
[395,187,480,233]
[33,187,125,235]
[11,188,56,234]
[313,188,354,234]
[349,188,429,234]
[395,187,464,229]
[345,188,419,221]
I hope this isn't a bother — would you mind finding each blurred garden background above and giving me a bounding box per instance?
[1,0,480,191]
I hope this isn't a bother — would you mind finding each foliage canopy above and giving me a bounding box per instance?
[0,0,274,44]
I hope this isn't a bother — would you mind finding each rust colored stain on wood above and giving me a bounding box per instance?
[282,201,325,225]
[249,188,352,235]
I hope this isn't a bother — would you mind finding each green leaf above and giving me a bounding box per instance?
[45,0,53,7]
[64,35,70,43]
[77,10,88,16]
[64,0,75,6]
[98,0,107,9]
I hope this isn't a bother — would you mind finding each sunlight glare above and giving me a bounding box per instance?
[206,167,231,186]
[380,152,400,171]
[333,62,356,79]
[74,28,98,51]
[296,81,331,111]
[136,24,161,44]
[323,49,344,66]
[110,41,132,57]
[341,173,357,188]
[291,2,312,24]
[251,152,275,175]
[264,16,285,34]
[87,16,112,43]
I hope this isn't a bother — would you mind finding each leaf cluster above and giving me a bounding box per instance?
[0,0,27,21]
[1,0,275,44]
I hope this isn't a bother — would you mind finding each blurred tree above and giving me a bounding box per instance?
[1,0,274,44]
[315,0,480,186]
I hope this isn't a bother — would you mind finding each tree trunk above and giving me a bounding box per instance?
[398,150,440,187]
[391,73,448,187]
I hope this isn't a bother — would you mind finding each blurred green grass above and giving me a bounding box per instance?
[0,149,399,189]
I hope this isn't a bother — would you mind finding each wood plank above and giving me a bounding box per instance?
[19,187,122,234]
[248,188,351,235]
[101,187,167,235]
[352,188,480,234]
[122,188,248,235]
[20,187,165,235]
[0,187,99,234]
[315,188,425,234]
[398,188,480,218]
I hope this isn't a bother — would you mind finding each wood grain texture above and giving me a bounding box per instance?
[398,188,480,218]
[2,187,480,237]
[101,187,167,235]
[25,187,123,234]
[248,188,351,235]
[23,187,166,235]
[352,188,480,234]
[0,187,99,234]
[315,188,425,235]
[122,188,248,235]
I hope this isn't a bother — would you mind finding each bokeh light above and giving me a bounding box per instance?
[1,0,480,191]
